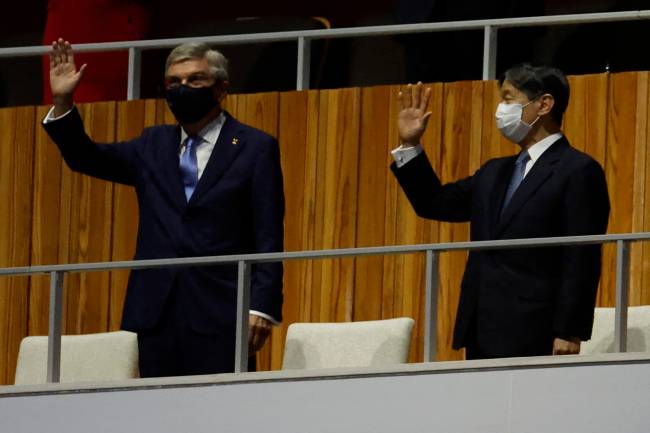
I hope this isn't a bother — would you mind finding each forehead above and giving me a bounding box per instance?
[499,79,528,100]
[165,58,210,77]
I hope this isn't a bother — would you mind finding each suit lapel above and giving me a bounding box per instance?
[188,111,245,205]
[488,157,517,236]
[155,125,188,209]
[494,137,569,237]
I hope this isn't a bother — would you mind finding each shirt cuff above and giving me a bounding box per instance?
[250,310,280,326]
[43,106,73,124]
[391,143,423,168]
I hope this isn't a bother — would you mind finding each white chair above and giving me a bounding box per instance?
[282,317,414,370]
[14,330,139,385]
[580,306,650,354]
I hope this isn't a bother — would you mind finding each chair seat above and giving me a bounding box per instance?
[14,330,139,385]
[580,306,650,354]
[282,317,414,370]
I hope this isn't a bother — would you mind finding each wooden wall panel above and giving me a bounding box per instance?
[3,72,650,384]
[602,73,640,307]
[629,73,649,307]
[109,100,146,330]
[641,77,650,306]
[275,90,312,370]
[0,106,35,384]
[354,85,393,324]
[29,105,63,338]
[60,103,115,335]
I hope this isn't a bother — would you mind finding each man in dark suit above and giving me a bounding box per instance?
[391,65,610,359]
[43,39,284,376]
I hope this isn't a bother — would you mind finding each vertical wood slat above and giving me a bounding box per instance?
[320,88,361,323]
[602,73,639,308]
[641,76,650,306]
[63,103,115,335]
[30,105,63,338]
[109,100,147,330]
[276,90,312,370]
[354,85,392,326]
[3,72,650,384]
[0,106,35,384]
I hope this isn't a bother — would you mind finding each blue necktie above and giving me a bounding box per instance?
[180,136,199,201]
[502,150,530,211]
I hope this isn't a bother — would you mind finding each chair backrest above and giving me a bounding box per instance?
[282,317,414,370]
[580,306,650,355]
[14,331,139,385]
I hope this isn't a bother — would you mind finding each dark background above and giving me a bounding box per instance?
[1,0,649,107]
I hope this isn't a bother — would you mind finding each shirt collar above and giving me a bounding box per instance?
[526,132,563,163]
[180,111,226,145]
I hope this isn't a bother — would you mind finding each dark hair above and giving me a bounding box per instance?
[499,64,570,125]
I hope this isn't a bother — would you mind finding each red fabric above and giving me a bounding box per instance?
[42,0,150,103]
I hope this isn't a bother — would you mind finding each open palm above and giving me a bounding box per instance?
[398,82,432,146]
[49,38,86,100]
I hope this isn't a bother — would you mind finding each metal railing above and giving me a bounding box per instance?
[1,11,649,97]
[1,232,648,383]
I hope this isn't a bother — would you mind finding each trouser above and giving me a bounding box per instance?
[136,280,255,378]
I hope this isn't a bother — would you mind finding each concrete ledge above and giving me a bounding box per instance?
[3,351,650,398]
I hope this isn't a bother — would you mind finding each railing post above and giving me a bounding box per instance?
[615,240,630,352]
[296,37,311,91]
[482,25,498,80]
[424,250,439,362]
[234,260,251,372]
[127,47,141,100]
[47,271,64,383]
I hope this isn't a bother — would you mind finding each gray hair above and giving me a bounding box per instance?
[165,42,229,82]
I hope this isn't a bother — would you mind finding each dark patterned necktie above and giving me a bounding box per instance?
[502,150,530,211]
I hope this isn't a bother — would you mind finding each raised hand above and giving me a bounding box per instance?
[398,82,432,146]
[49,38,87,115]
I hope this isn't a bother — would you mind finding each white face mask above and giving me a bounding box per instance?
[495,100,539,143]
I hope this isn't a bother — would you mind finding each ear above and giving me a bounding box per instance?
[537,93,555,117]
[214,80,230,102]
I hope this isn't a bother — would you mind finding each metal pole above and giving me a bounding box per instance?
[234,260,251,372]
[127,47,141,100]
[424,250,439,362]
[47,271,64,383]
[296,37,311,91]
[482,25,498,80]
[614,240,630,352]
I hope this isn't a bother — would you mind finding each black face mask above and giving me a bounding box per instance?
[165,84,219,124]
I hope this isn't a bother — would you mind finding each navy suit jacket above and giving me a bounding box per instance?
[392,137,610,357]
[44,107,284,335]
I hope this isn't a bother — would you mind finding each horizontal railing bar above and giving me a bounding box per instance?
[1,11,649,58]
[0,232,648,277]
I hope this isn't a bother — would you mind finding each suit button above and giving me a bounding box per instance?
[182,214,192,222]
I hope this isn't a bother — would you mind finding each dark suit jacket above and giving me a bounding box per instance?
[44,107,284,336]
[392,137,610,357]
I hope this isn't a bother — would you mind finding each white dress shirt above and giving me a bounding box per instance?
[179,112,225,179]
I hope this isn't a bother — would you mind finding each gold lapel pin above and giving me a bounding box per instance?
[231,137,239,145]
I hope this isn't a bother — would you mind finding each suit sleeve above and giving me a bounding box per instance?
[42,106,139,185]
[553,159,610,340]
[391,150,473,222]
[249,136,285,322]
